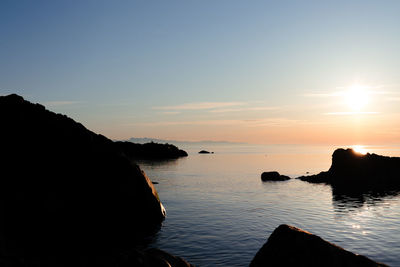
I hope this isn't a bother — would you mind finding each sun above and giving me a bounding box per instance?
[345,84,369,111]
[352,145,368,155]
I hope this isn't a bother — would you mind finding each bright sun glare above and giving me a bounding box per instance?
[352,145,368,155]
[345,84,369,111]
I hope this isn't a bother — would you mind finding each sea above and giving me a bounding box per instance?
[136,143,400,266]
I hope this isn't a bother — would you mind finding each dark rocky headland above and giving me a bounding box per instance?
[0,94,189,266]
[298,148,400,191]
[115,141,188,160]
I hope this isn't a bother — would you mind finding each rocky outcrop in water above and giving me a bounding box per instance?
[115,141,188,160]
[298,148,400,190]
[0,94,166,265]
[198,150,213,154]
[261,171,290,181]
[250,224,387,267]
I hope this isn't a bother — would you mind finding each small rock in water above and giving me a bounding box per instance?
[261,171,290,181]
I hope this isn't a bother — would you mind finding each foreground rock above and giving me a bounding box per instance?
[261,171,290,181]
[250,224,387,267]
[115,141,188,160]
[0,94,166,265]
[298,148,400,190]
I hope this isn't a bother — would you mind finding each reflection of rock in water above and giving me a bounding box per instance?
[136,158,184,168]
[332,186,400,213]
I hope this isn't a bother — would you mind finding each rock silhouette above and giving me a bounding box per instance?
[250,224,387,267]
[0,94,166,265]
[261,171,290,181]
[198,150,212,154]
[115,141,188,160]
[298,148,400,190]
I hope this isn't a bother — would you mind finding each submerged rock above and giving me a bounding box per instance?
[115,141,188,160]
[298,148,400,190]
[0,94,166,264]
[250,224,388,267]
[261,171,290,181]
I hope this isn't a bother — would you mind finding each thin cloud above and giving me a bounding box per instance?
[304,92,343,97]
[43,101,82,107]
[159,111,181,115]
[127,117,311,127]
[152,102,245,111]
[387,97,400,102]
[305,84,400,98]
[209,106,280,113]
[324,111,380,115]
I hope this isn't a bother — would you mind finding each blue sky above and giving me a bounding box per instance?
[1,1,400,144]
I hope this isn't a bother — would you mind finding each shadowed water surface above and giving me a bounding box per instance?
[138,144,400,266]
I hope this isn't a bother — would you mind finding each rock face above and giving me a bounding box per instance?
[198,150,212,154]
[261,171,290,181]
[0,94,166,264]
[250,224,387,267]
[115,141,188,160]
[298,148,400,189]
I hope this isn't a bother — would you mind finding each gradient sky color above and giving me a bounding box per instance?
[1,1,400,144]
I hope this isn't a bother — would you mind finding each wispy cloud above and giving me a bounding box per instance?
[43,101,82,107]
[126,117,311,127]
[324,111,380,115]
[153,102,245,111]
[305,84,400,98]
[387,97,400,102]
[159,111,181,115]
[209,106,280,113]
[304,92,343,97]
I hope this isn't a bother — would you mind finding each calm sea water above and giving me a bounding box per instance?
[138,144,400,266]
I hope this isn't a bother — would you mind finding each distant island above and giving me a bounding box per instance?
[115,141,188,160]
[125,137,246,146]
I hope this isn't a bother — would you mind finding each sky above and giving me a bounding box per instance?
[1,0,400,145]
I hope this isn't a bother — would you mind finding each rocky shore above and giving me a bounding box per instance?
[0,94,166,265]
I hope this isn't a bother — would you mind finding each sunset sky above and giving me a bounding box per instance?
[1,1,400,144]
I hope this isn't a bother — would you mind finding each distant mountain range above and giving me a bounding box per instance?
[120,137,246,146]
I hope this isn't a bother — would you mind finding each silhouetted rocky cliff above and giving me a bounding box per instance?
[298,148,400,190]
[0,94,166,265]
[115,141,188,160]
